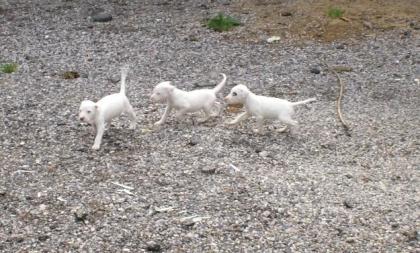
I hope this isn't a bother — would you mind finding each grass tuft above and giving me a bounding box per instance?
[207,13,240,32]
[1,63,18,73]
[327,7,344,19]
[62,71,80,79]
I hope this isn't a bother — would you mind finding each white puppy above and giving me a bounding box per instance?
[151,73,227,126]
[79,66,136,150]
[225,84,316,133]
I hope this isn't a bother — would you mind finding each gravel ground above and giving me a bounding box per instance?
[1,0,419,252]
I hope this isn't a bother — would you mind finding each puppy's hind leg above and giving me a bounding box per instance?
[227,112,249,125]
[198,104,213,123]
[278,113,298,132]
[125,102,137,129]
[210,101,222,117]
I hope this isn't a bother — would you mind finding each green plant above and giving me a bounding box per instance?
[327,7,344,19]
[207,13,240,32]
[62,71,80,79]
[1,63,18,73]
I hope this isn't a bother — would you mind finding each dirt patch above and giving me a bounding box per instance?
[233,0,420,42]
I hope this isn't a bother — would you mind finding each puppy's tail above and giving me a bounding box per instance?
[213,73,227,94]
[120,65,129,94]
[291,97,316,106]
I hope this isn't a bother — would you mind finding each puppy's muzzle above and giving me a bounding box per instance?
[79,116,85,122]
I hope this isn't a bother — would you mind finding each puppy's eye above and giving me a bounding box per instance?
[87,110,91,114]
[232,92,237,96]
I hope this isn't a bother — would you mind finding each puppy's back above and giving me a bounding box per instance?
[97,93,127,121]
[251,95,294,118]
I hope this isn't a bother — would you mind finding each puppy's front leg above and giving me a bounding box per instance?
[175,108,188,120]
[126,103,137,129]
[154,104,172,126]
[254,117,264,134]
[228,112,249,125]
[92,120,105,150]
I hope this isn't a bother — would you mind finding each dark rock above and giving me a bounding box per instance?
[409,21,420,30]
[145,241,162,252]
[402,228,418,242]
[310,67,321,74]
[73,206,88,223]
[281,11,292,17]
[336,44,345,49]
[344,174,353,179]
[38,235,49,241]
[92,13,113,22]
[343,199,355,209]
[0,187,6,196]
[201,167,216,174]
[401,30,411,38]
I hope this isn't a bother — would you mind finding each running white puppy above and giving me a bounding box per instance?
[151,73,227,126]
[79,66,136,150]
[225,84,316,133]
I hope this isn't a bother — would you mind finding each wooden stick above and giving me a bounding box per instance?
[323,61,351,132]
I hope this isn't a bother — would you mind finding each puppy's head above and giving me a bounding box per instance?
[225,84,250,105]
[79,100,97,125]
[151,81,175,103]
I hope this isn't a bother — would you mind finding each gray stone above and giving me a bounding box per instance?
[92,13,112,22]
[145,241,162,252]
[310,67,321,74]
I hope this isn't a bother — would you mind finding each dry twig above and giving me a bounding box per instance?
[323,61,351,133]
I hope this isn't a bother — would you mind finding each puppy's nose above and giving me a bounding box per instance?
[79,116,84,121]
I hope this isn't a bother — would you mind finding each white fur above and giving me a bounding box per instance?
[151,73,227,126]
[225,84,316,133]
[79,66,136,150]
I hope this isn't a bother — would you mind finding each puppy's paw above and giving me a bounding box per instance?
[92,144,100,150]
[153,121,163,128]
[253,128,263,134]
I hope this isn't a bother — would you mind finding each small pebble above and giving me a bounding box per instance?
[310,67,320,74]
